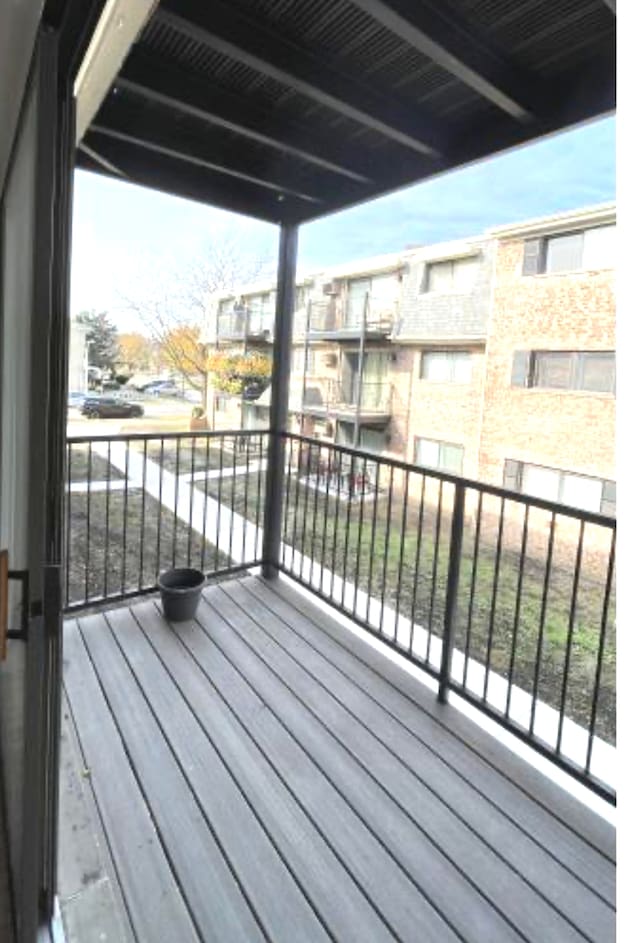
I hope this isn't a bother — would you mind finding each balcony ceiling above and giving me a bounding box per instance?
[77,0,616,225]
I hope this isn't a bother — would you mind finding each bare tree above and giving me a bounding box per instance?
[119,229,275,402]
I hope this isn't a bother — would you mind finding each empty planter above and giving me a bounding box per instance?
[158,567,205,622]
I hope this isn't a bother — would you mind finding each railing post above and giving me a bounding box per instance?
[262,223,298,578]
[438,483,466,703]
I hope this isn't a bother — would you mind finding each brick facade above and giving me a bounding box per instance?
[477,237,615,489]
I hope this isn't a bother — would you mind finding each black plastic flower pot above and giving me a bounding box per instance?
[158,567,206,622]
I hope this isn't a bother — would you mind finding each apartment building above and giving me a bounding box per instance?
[479,203,616,515]
[203,201,616,515]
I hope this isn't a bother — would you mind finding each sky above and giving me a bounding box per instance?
[70,115,615,332]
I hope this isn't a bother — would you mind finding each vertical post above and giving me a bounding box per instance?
[262,224,299,578]
[438,483,466,703]
[353,290,368,450]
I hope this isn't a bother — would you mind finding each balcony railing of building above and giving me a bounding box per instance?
[306,298,396,336]
[217,307,275,341]
[302,378,392,416]
[64,430,615,804]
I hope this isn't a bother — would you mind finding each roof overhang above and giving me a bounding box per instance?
[487,201,616,240]
[72,0,615,227]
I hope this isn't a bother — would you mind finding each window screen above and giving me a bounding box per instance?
[545,232,584,273]
[421,350,472,382]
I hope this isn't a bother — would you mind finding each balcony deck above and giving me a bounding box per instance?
[59,574,615,943]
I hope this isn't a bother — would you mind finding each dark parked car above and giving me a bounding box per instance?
[81,397,144,419]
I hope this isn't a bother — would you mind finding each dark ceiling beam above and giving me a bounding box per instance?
[307,54,615,224]
[156,0,446,157]
[91,97,339,204]
[79,133,304,224]
[78,140,127,178]
[118,53,375,184]
[348,0,538,121]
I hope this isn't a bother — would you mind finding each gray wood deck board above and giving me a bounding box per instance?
[57,690,135,943]
[199,588,524,943]
[203,583,595,943]
[76,612,266,943]
[241,577,616,933]
[262,576,616,866]
[103,603,333,943]
[128,598,397,943]
[62,620,200,943]
[62,573,616,943]
[139,600,459,943]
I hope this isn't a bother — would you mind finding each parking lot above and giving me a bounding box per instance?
[67,394,199,437]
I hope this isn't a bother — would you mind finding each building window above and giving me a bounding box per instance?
[522,224,615,275]
[511,350,615,393]
[291,347,316,375]
[421,256,478,293]
[219,297,235,316]
[415,437,464,474]
[420,350,472,382]
[215,396,227,412]
[503,459,616,515]
[295,285,309,310]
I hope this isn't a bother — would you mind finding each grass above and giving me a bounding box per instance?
[203,468,615,745]
[66,488,230,607]
[67,446,123,482]
[66,445,615,747]
[142,438,263,475]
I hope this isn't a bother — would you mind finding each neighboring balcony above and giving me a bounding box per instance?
[306,300,396,341]
[58,430,616,943]
[301,378,392,424]
[216,307,275,343]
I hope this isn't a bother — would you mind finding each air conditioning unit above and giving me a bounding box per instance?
[322,280,339,295]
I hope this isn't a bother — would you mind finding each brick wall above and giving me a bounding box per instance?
[478,238,616,488]
[385,344,486,479]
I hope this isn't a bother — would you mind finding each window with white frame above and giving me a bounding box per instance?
[415,437,464,474]
[511,350,615,393]
[421,256,478,293]
[291,347,316,375]
[503,459,616,515]
[522,224,615,275]
[420,349,472,382]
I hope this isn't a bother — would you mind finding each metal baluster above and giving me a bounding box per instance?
[172,438,180,568]
[242,434,250,565]
[352,455,368,618]
[505,504,529,718]
[556,520,585,754]
[320,443,332,594]
[438,484,465,703]
[366,460,381,626]
[121,440,130,594]
[393,468,410,645]
[155,437,164,580]
[529,512,556,736]
[200,434,211,573]
[229,436,238,564]
[463,491,483,688]
[408,474,426,658]
[84,442,92,603]
[215,435,224,570]
[378,466,395,635]
[255,433,264,564]
[586,533,615,774]
[329,449,343,601]
[138,440,148,590]
[426,480,444,665]
[300,441,313,579]
[282,434,294,570]
[340,452,356,608]
[483,496,506,703]
[187,435,196,567]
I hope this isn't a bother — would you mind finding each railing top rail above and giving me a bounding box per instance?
[67,429,268,445]
[283,432,616,529]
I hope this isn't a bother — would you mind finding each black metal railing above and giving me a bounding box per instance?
[279,434,616,803]
[64,430,268,612]
[217,308,274,339]
[302,379,391,413]
[63,428,616,802]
